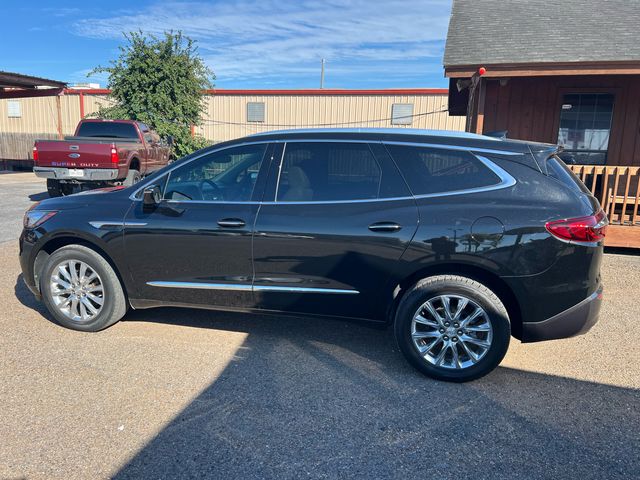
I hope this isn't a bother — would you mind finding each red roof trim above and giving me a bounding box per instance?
[202,88,448,95]
[64,88,448,96]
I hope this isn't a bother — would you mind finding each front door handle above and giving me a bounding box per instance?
[369,221,402,232]
[217,218,246,228]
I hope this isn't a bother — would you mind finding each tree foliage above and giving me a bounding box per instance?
[90,31,214,158]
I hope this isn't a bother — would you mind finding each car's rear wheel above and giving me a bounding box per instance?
[394,275,510,382]
[39,245,127,332]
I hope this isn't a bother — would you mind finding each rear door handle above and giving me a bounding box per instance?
[368,221,402,232]
[217,218,246,228]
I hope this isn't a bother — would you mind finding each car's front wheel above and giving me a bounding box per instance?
[394,275,510,382]
[39,245,127,332]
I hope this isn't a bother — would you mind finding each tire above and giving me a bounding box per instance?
[39,245,127,332]
[124,169,141,187]
[46,179,62,197]
[394,275,510,382]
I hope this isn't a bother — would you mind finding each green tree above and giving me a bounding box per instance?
[90,31,213,158]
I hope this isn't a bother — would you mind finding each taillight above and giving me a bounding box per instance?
[545,210,608,244]
[110,145,118,164]
[32,145,38,162]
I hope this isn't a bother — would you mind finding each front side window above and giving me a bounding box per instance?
[164,143,267,202]
[385,145,500,196]
[276,142,382,202]
[557,93,614,165]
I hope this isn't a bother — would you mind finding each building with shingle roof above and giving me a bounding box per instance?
[444,0,640,167]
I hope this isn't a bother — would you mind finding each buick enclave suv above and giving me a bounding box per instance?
[19,129,606,381]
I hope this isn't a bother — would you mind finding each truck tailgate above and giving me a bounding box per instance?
[35,140,116,169]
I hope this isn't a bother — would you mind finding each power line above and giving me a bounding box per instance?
[200,107,449,128]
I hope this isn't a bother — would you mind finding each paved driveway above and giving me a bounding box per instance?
[0,173,638,479]
[0,172,47,243]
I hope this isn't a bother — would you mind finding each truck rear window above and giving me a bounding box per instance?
[76,122,138,139]
[547,155,590,194]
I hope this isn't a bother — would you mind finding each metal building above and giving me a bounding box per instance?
[0,88,464,168]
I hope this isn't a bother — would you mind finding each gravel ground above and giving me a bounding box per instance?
[0,174,638,479]
[0,241,638,480]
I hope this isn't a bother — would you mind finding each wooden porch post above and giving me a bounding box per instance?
[475,78,486,134]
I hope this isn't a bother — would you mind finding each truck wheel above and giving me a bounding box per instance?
[46,179,63,197]
[124,169,141,187]
[394,275,510,382]
[39,244,127,332]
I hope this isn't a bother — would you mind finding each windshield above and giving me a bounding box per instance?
[76,122,139,139]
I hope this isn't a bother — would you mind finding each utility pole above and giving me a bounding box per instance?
[320,58,325,89]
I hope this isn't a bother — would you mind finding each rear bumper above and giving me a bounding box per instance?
[522,286,602,342]
[33,167,119,181]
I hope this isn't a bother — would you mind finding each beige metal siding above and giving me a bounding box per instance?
[196,93,464,143]
[1,91,463,161]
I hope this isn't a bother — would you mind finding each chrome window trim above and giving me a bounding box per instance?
[146,281,359,295]
[129,139,275,201]
[130,138,518,204]
[265,151,515,205]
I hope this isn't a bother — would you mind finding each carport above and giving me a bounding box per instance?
[0,71,66,99]
[0,71,67,170]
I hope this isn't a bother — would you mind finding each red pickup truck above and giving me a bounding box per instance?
[33,119,172,197]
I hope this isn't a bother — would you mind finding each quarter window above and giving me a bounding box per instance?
[276,142,382,202]
[164,144,267,202]
[385,145,500,195]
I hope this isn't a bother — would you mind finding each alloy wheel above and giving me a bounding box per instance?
[410,294,493,369]
[49,260,104,323]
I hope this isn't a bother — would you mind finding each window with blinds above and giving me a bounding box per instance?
[247,102,265,122]
[391,103,414,125]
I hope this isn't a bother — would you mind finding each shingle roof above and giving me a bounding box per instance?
[444,0,640,67]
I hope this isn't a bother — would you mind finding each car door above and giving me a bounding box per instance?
[252,141,419,321]
[123,142,274,308]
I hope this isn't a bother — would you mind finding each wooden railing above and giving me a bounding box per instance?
[569,165,640,227]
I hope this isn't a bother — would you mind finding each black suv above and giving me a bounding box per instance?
[19,129,606,381]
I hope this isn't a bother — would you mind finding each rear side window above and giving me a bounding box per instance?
[76,122,139,139]
[276,142,382,202]
[547,155,590,194]
[385,145,500,195]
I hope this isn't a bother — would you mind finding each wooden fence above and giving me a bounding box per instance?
[569,165,640,226]
[569,165,640,247]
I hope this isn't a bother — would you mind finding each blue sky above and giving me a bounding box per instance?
[1,0,452,89]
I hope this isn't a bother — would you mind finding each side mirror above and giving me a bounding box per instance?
[143,185,162,207]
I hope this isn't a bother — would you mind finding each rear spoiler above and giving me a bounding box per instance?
[484,130,508,140]
[529,144,563,175]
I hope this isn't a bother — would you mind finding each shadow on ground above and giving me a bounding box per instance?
[14,276,640,479]
[28,191,49,202]
[117,308,639,479]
